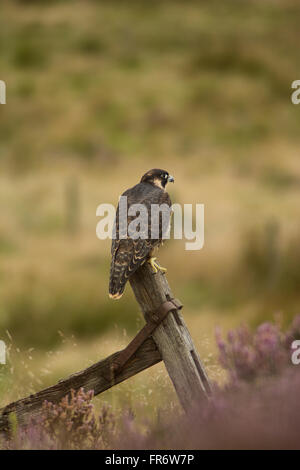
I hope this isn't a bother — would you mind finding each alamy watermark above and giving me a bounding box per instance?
[291,80,300,104]
[0,80,6,104]
[291,340,300,365]
[0,340,6,365]
[96,197,204,251]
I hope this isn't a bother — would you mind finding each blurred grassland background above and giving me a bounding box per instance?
[1,0,300,420]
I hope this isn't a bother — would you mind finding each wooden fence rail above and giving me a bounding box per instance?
[0,338,161,432]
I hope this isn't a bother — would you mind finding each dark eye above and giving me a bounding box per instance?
[162,173,168,179]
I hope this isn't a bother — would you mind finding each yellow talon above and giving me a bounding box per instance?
[148,257,167,274]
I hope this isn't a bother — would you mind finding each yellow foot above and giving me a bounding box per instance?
[148,257,167,274]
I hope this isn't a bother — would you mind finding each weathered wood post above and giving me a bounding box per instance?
[130,263,211,411]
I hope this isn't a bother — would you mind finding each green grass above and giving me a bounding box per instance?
[1,0,300,169]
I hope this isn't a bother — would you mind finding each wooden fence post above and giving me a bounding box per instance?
[130,263,211,411]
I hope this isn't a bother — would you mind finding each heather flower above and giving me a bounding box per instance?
[215,317,299,384]
[13,388,116,450]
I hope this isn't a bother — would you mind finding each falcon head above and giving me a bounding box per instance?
[140,169,175,189]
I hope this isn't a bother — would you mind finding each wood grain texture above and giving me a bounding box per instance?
[0,337,161,433]
[130,263,212,412]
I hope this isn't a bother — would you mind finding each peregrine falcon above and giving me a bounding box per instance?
[109,168,174,299]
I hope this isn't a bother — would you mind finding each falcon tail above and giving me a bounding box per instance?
[108,276,126,300]
[109,291,123,300]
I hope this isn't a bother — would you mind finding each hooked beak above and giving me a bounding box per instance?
[168,174,174,183]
